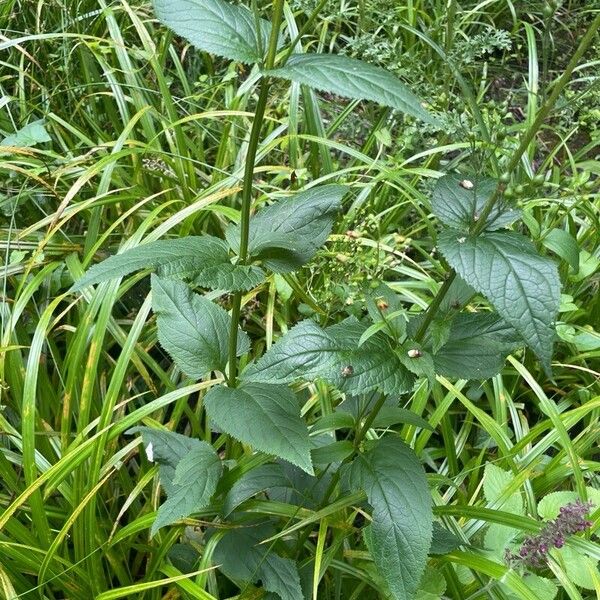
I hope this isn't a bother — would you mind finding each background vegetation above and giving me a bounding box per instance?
[1,0,599,598]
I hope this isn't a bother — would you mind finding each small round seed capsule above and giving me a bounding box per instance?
[459,179,474,190]
[341,365,354,377]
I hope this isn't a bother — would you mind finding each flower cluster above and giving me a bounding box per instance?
[505,500,594,569]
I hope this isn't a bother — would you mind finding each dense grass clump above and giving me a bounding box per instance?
[1,1,599,599]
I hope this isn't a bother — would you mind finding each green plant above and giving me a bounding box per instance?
[2,1,600,599]
[67,1,600,599]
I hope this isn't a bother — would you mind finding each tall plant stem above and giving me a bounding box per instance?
[227,0,285,385]
[415,12,600,343]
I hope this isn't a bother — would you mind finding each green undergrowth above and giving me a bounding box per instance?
[1,1,599,599]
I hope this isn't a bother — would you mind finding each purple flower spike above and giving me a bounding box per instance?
[505,500,594,569]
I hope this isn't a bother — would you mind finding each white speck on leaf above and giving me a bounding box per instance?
[145,442,154,462]
[457,237,466,244]
[459,179,474,190]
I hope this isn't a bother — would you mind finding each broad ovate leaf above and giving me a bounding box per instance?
[204,382,313,474]
[433,313,522,380]
[213,523,304,600]
[128,427,221,535]
[416,566,447,600]
[483,464,523,555]
[226,185,346,272]
[432,174,520,231]
[429,523,463,555]
[537,487,600,520]
[323,319,414,393]
[152,0,274,64]
[73,235,264,292]
[346,437,432,600]
[551,546,599,590]
[437,274,476,314]
[242,318,413,394]
[223,463,290,516]
[269,54,437,124]
[500,574,558,600]
[1,119,51,148]
[151,275,248,378]
[438,230,561,373]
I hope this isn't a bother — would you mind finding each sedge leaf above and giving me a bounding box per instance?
[542,228,580,273]
[345,437,432,600]
[438,230,561,372]
[226,185,346,272]
[433,313,522,380]
[152,0,274,64]
[128,427,221,535]
[204,382,314,474]
[432,174,520,232]
[269,54,437,124]
[151,275,248,378]
[73,235,264,292]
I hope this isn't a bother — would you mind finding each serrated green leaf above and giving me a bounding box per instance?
[537,488,600,520]
[269,54,437,124]
[398,343,435,380]
[127,427,221,535]
[152,0,274,64]
[438,275,476,314]
[311,440,354,465]
[213,523,304,600]
[501,574,558,600]
[223,463,290,516]
[204,382,313,474]
[552,546,599,590]
[483,464,523,554]
[1,119,51,148]
[324,320,414,393]
[433,313,522,380]
[193,262,265,290]
[432,174,520,231]
[429,522,463,555]
[226,185,346,272]
[73,235,264,292]
[151,275,248,378]
[242,318,413,394]
[542,228,580,273]
[416,566,446,600]
[438,230,561,372]
[346,437,432,600]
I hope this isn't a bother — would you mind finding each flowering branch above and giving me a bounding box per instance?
[505,501,594,569]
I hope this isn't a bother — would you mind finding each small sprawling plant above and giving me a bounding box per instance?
[58,2,600,599]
